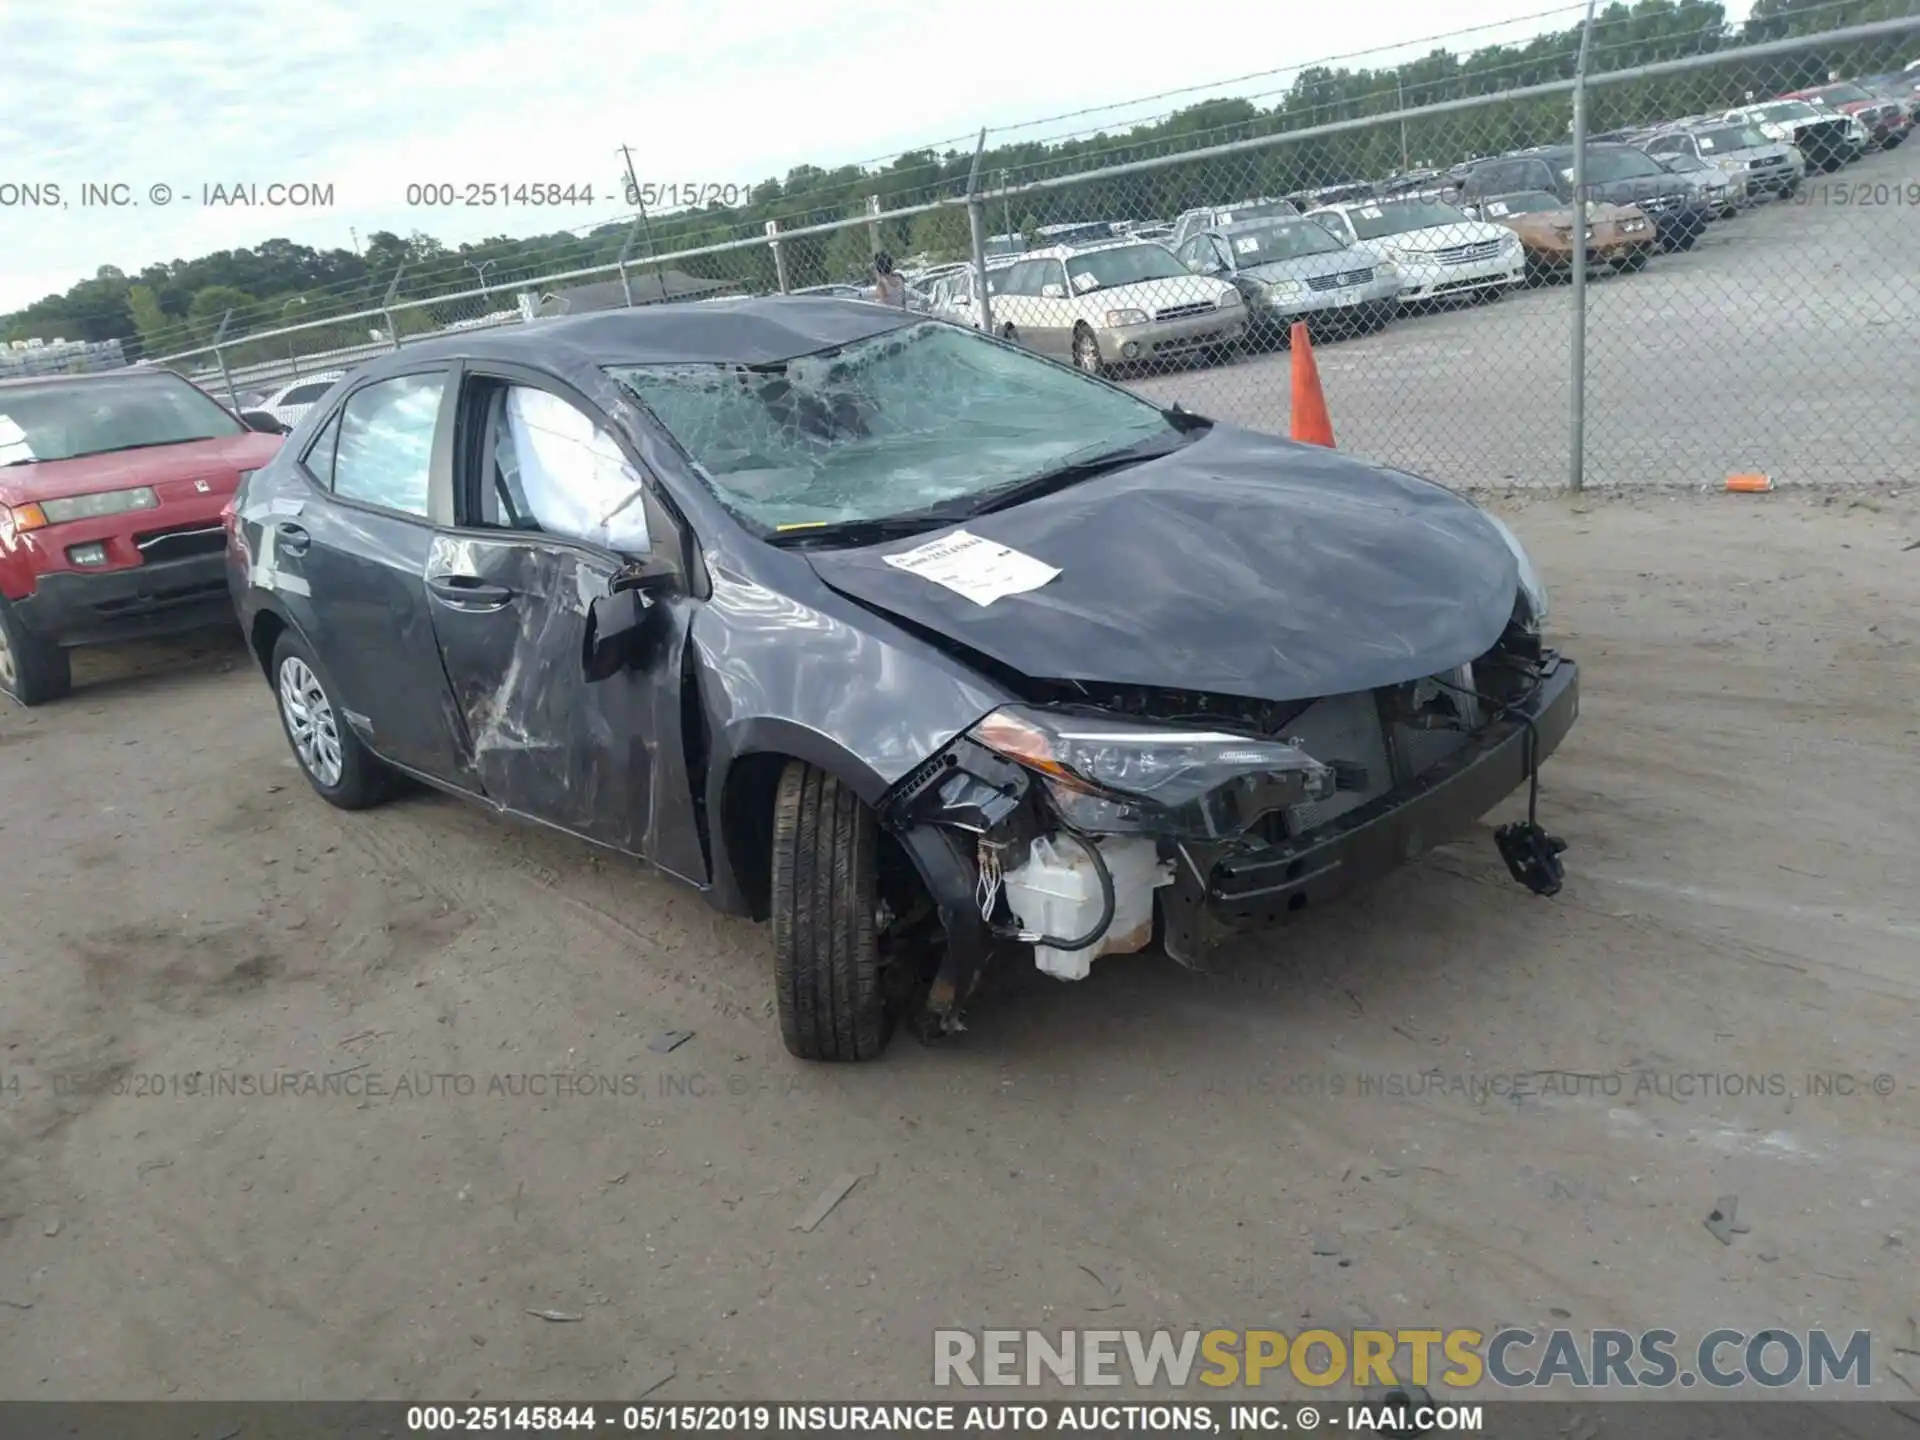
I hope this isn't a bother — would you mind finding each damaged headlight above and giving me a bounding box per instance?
[1481,511,1550,626]
[971,706,1337,841]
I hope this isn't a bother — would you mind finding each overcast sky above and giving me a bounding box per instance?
[0,0,1758,315]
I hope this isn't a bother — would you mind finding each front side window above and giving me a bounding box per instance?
[330,373,445,517]
[479,386,651,553]
[611,321,1177,533]
[0,372,243,465]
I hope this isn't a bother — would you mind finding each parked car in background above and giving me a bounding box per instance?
[792,284,868,299]
[1649,151,1745,217]
[990,240,1245,375]
[1782,82,1910,148]
[1857,72,1920,121]
[1305,197,1525,307]
[224,300,1575,1061]
[257,372,346,432]
[983,233,1027,260]
[1722,100,1861,169]
[1032,222,1118,248]
[1170,198,1301,249]
[1286,183,1377,209]
[1174,215,1400,343]
[1641,121,1804,199]
[0,368,283,704]
[1467,190,1655,281]
[927,261,1015,330]
[1455,145,1711,251]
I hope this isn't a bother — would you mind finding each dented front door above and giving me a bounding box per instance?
[423,532,661,854]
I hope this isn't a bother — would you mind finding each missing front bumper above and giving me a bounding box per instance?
[1158,655,1579,968]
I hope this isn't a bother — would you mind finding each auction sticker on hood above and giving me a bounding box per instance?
[882,529,1060,607]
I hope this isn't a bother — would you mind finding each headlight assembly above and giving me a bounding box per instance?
[972,706,1337,841]
[1481,511,1550,625]
[38,486,160,525]
[1104,308,1149,327]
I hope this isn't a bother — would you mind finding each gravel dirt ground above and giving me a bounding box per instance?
[1,487,1916,1402]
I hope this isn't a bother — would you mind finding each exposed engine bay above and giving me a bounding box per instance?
[877,616,1574,1036]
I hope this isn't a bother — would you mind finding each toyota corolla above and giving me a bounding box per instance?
[225,301,1578,1062]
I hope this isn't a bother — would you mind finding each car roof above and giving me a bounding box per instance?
[346,297,921,373]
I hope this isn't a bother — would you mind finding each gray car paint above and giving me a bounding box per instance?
[226,300,1520,930]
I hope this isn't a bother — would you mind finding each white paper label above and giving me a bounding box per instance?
[0,415,25,446]
[1233,236,1261,253]
[0,442,33,465]
[1487,201,1511,216]
[1360,205,1385,219]
[882,529,1060,608]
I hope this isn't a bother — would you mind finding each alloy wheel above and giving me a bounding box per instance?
[278,655,344,788]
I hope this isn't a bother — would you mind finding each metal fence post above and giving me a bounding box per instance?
[964,129,994,335]
[210,310,241,410]
[767,219,790,294]
[867,195,882,261]
[383,263,407,350]
[1568,0,1598,494]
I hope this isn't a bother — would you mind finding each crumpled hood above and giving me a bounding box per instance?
[805,424,1520,703]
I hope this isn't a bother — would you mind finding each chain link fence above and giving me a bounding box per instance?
[156,13,1920,490]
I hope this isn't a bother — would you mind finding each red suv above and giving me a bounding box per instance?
[0,367,286,705]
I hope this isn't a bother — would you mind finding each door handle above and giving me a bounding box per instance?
[426,573,515,608]
[275,521,310,554]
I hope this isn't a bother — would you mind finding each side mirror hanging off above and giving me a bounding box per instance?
[582,588,646,682]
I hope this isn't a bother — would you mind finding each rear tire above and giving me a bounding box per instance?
[0,598,71,708]
[1619,248,1651,272]
[771,760,892,1063]
[270,630,396,810]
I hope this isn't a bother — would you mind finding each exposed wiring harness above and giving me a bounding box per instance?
[1432,660,1568,897]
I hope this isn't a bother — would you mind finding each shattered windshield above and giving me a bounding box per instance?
[609,322,1175,533]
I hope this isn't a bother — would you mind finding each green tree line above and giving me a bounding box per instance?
[4,0,1911,367]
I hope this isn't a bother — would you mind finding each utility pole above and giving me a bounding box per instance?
[617,144,661,296]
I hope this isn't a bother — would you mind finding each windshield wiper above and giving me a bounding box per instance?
[958,426,1200,518]
[764,513,957,550]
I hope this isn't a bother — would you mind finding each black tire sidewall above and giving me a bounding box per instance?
[0,596,71,707]
[770,760,892,1062]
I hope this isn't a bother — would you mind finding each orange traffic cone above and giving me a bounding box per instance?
[1289,321,1335,448]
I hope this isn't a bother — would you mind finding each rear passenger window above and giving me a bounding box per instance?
[331,373,445,518]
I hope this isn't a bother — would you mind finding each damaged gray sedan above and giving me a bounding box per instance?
[225,300,1578,1062]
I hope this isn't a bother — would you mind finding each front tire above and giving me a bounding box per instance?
[1071,325,1105,376]
[0,597,71,708]
[271,630,395,809]
[771,761,892,1063]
